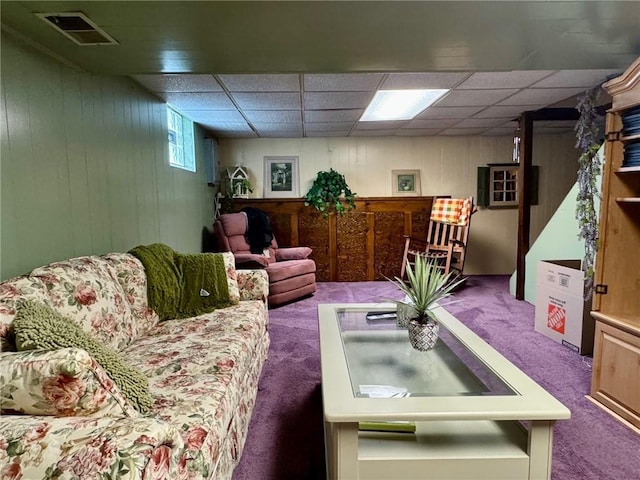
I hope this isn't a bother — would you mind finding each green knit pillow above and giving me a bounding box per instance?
[13,299,154,414]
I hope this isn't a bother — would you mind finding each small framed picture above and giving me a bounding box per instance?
[264,156,299,198]
[392,170,421,196]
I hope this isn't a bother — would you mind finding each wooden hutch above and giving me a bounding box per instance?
[589,56,640,429]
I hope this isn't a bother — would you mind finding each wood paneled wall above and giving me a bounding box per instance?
[1,32,215,280]
[224,197,436,281]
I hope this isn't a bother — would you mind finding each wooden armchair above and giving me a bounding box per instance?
[400,197,475,278]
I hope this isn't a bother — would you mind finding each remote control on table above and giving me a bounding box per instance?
[366,311,397,321]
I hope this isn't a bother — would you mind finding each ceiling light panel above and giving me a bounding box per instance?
[360,90,448,121]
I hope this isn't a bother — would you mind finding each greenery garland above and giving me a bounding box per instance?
[574,85,603,299]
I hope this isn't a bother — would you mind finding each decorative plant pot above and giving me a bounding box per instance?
[408,320,440,351]
[396,303,416,328]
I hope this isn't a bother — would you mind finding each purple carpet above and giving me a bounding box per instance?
[233,277,640,480]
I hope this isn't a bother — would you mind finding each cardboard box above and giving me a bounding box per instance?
[534,260,595,355]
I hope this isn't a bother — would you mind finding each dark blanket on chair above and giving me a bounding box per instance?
[242,207,274,254]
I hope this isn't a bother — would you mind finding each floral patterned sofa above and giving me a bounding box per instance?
[0,252,270,480]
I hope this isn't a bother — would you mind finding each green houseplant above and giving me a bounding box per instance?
[388,255,464,350]
[304,168,356,217]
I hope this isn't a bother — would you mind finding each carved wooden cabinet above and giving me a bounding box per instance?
[223,197,437,282]
[589,56,640,429]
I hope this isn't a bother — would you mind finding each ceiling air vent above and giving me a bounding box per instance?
[35,12,118,46]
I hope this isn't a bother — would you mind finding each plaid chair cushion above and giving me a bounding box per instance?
[430,198,472,225]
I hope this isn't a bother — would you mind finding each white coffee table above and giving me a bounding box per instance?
[318,303,571,480]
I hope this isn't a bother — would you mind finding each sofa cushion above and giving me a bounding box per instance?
[13,299,154,414]
[122,300,269,478]
[267,258,317,283]
[0,347,139,417]
[29,256,137,351]
[102,253,161,337]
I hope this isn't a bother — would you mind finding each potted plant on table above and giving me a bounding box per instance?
[388,255,464,351]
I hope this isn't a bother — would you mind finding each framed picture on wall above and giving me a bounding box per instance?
[264,156,299,198]
[392,170,421,196]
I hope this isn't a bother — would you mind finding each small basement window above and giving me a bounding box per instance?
[477,163,538,208]
[167,106,195,172]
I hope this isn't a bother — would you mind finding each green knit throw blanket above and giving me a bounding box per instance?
[13,299,154,414]
[129,243,232,320]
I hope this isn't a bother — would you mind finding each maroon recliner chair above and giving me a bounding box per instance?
[213,212,316,307]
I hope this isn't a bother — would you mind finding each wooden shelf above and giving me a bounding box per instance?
[590,56,640,431]
[591,311,640,335]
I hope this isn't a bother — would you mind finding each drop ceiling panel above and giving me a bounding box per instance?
[304,110,363,123]
[131,74,222,92]
[439,128,489,136]
[397,128,445,136]
[243,110,302,123]
[357,121,408,130]
[253,123,303,134]
[306,130,351,137]
[163,92,236,110]
[531,69,621,88]
[473,105,531,119]
[457,71,554,89]
[351,129,400,137]
[304,74,384,92]
[381,72,471,89]
[304,92,374,110]
[406,118,459,129]
[231,93,301,110]
[181,110,246,123]
[454,117,511,128]
[218,74,300,92]
[497,87,587,106]
[436,89,520,107]
[416,106,485,119]
[305,123,355,132]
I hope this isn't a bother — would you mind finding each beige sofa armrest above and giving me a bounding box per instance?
[236,269,269,303]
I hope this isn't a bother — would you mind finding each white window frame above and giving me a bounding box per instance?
[489,164,518,207]
[167,106,196,172]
